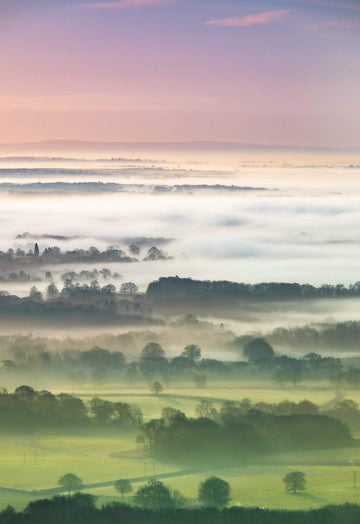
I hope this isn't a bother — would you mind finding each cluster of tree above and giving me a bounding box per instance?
[0,181,269,196]
[89,397,143,426]
[0,244,136,267]
[217,398,320,418]
[323,398,360,426]
[147,277,360,301]
[0,319,233,366]
[16,232,72,241]
[143,247,172,261]
[192,397,360,432]
[0,343,186,385]
[0,285,152,325]
[268,321,360,351]
[0,342,202,385]
[195,397,360,428]
[2,338,357,388]
[138,404,354,466]
[133,477,229,509]
[57,473,229,509]
[1,344,129,384]
[45,280,139,301]
[61,269,122,283]
[2,494,360,524]
[0,271,54,284]
[127,341,347,387]
[236,338,345,386]
[0,385,143,431]
[129,343,210,385]
[0,270,41,283]
[0,243,172,270]
[0,344,170,384]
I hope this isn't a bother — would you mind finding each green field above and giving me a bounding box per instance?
[62,381,360,420]
[87,463,360,511]
[2,383,360,512]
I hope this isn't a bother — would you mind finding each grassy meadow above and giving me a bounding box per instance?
[2,381,360,511]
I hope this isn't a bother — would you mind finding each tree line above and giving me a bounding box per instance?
[1,340,358,388]
[137,403,354,466]
[267,321,360,351]
[0,243,171,268]
[1,494,360,524]
[147,277,360,301]
[0,285,153,325]
[0,386,143,431]
[0,244,136,267]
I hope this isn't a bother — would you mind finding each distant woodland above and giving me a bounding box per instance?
[147,277,360,301]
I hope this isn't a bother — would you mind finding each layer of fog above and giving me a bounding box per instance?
[0,294,359,337]
[0,157,359,299]
[0,163,359,195]
[207,297,360,336]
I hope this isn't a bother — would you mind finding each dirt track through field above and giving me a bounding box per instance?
[0,468,205,496]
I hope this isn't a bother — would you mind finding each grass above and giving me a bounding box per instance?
[4,462,360,512]
[2,382,360,512]
[63,381,360,420]
[0,433,175,490]
[162,464,360,510]
[85,463,360,511]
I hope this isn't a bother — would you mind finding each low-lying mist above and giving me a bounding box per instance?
[0,173,359,291]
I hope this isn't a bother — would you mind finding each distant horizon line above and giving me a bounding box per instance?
[0,139,359,152]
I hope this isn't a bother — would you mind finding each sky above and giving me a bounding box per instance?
[0,0,359,146]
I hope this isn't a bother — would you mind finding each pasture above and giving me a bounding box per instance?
[1,382,360,511]
[87,462,360,511]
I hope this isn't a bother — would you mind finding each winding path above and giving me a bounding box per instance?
[0,468,204,496]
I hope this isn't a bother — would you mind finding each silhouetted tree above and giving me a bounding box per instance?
[243,338,274,362]
[89,397,114,424]
[58,473,83,497]
[46,283,59,299]
[161,407,186,425]
[198,476,231,508]
[141,343,165,360]
[181,344,201,362]
[140,343,168,380]
[129,244,140,255]
[120,282,138,295]
[150,382,163,395]
[29,286,43,302]
[14,385,36,400]
[134,480,173,509]
[283,471,306,494]
[114,479,133,498]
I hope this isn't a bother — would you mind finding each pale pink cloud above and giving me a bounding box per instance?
[74,0,174,8]
[206,10,290,28]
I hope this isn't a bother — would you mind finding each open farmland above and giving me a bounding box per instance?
[1,384,360,511]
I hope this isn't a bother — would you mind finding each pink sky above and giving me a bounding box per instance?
[0,0,359,147]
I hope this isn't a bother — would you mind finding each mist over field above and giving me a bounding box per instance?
[1,152,360,298]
